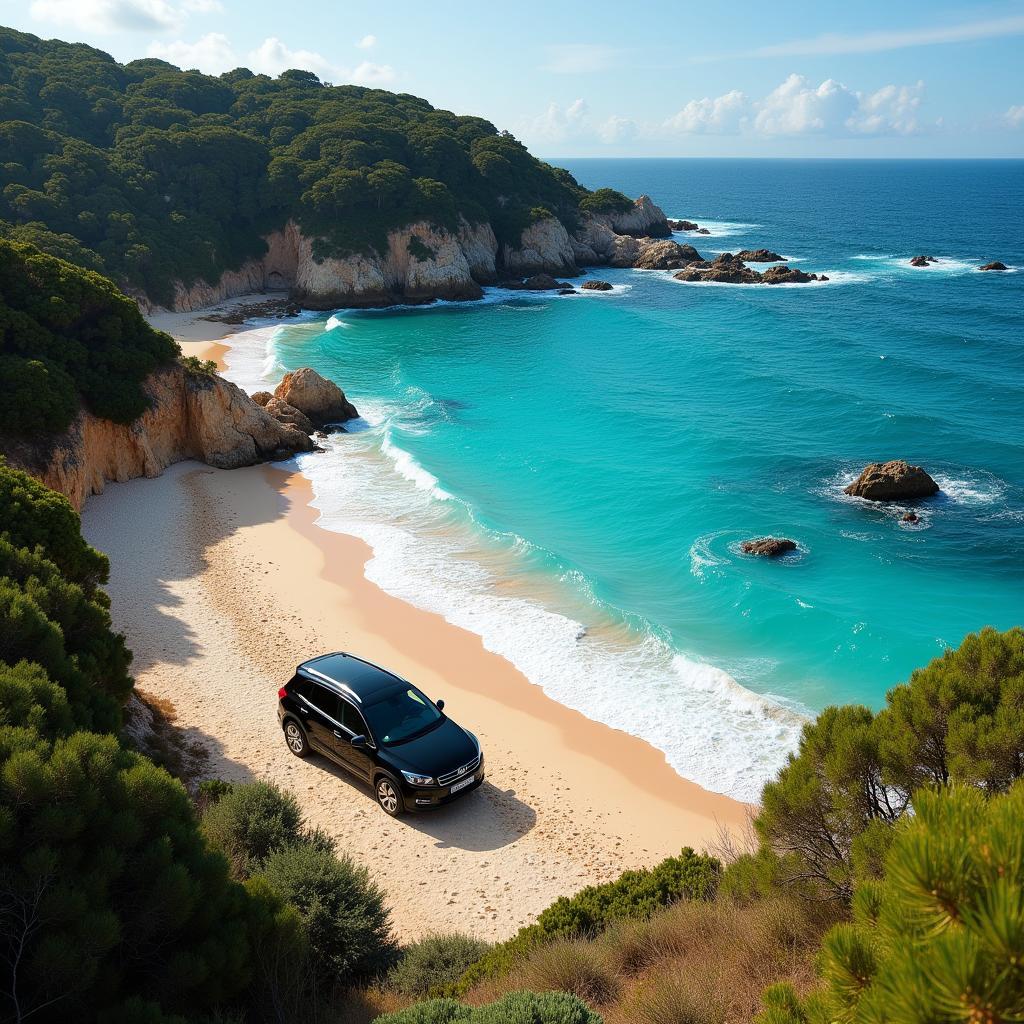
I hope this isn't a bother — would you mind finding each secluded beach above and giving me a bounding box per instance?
[80,298,747,941]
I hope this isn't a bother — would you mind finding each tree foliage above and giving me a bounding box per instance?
[0,239,178,436]
[0,27,610,304]
[755,628,1024,900]
[373,990,604,1024]
[758,783,1024,1024]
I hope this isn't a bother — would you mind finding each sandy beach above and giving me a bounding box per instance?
[81,303,748,941]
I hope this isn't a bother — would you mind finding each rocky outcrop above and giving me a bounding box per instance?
[581,280,613,291]
[673,253,826,285]
[592,195,671,239]
[668,219,700,232]
[263,397,315,435]
[7,365,314,510]
[736,249,784,263]
[632,240,704,270]
[504,274,575,291]
[844,461,939,502]
[979,261,1008,271]
[274,368,359,428]
[502,218,577,277]
[741,538,797,557]
[910,255,938,267]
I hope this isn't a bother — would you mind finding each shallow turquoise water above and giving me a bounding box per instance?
[227,160,1024,800]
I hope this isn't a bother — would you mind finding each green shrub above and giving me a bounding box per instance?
[179,354,218,376]
[578,189,633,215]
[389,933,492,997]
[758,783,1024,1024]
[453,850,719,994]
[201,780,311,876]
[0,728,264,1018]
[374,990,603,1024]
[258,841,397,983]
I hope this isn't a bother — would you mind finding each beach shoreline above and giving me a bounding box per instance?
[82,301,750,940]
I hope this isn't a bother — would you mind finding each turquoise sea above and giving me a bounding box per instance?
[225,159,1024,801]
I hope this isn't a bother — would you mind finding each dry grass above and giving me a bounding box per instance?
[469,895,834,1024]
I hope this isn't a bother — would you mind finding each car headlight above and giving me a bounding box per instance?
[401,770,434,787]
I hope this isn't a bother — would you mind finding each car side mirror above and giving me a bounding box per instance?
[436,699,445,711]
[350,734,367,749]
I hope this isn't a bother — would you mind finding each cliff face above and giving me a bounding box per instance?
[7,366,313,510]
[150,196,670,312]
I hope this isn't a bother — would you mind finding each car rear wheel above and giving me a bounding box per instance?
[375,775,404,817]
[284,719,309,757]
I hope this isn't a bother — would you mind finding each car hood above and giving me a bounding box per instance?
[385,717,478,778]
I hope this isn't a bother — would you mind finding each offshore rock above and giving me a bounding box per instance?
[741,538,798,557]
[844,460,940,502]
[581,280,613,291]
[736,249,784,262]
[909,255,938,267]
[979,261,1008,271]
[673,253,824,285]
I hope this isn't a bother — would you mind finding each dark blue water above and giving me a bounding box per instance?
[232,160,1024,799]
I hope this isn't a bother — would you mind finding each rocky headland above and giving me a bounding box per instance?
[3,364,354,510]
[138,196,677,314]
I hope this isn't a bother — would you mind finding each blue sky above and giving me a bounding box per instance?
[4,0,1024,156]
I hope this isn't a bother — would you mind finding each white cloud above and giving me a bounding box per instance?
[31,0,183,32]
[698,14,1024,61]
[148,31,234,72]
[356,34,377,49]
[529,98,589,141]
[147,33,398,85]
[598,115,637,145]
[542,43,617,74]
[664,75,926,138]
[664,90,747,134]
[247,36,338,80]
[181,0,222,11]
[1006,105,1024,128]
[351,61,395,85]
[754,75,860,135]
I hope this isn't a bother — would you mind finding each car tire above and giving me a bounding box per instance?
[375,773,404,817]
[283,719,309,757]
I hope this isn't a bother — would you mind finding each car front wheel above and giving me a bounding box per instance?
[375,775,404,817]
[283,719,309,757]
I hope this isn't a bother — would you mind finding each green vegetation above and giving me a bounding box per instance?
[578,189,633,215]
[374,990,604,1024]
[0,238,178,437]
[755,626,1024,900]
[759,783,1024,1024]
[453,849,719,994]
[0,462,281,1020]
[388,934,493,998]
[0,26,611,305]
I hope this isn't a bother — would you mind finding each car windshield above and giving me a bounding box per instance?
[364,687,443,745]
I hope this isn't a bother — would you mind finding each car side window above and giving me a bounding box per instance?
[290,676,312,699]
[310,684,341,723]
[339,699,366,737]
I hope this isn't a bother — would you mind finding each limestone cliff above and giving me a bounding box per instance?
[147,195,669,312]
[5,366,313,510]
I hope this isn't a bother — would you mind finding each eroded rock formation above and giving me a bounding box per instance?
[844,461,940,502]
[6,365,314,510]
[673,253,826,285]
[274,368,359,427]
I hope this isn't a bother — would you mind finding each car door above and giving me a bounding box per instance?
[300,682,346,760]
[336,697,376,782]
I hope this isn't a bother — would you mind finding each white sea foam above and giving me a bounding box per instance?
[669,217,762,238]
[223,318,807,802]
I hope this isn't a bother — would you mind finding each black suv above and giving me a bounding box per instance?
[277,652,484,816]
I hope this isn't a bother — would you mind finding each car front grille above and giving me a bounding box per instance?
[438,754,481,786]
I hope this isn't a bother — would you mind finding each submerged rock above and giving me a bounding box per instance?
[909,255,938,267]
[735,249,784,262]
[274,367,359,427]
[979,261,1008,271]
[581,280,613,291]
[741,537,798,557]
[902,512,920,523]
[844,460,939,502]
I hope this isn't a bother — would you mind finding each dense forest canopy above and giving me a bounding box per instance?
[0,27,597,305]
